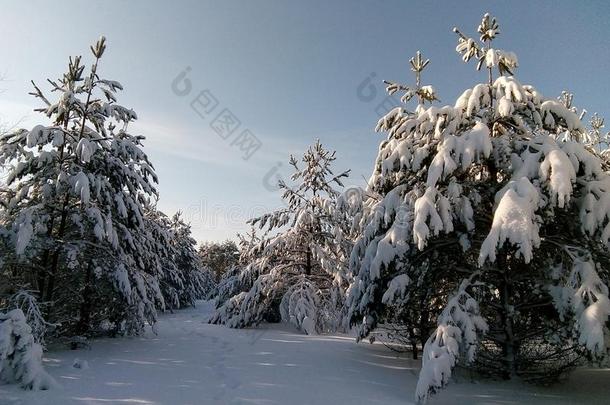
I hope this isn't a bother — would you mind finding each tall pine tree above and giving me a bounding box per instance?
[1,37,170,336]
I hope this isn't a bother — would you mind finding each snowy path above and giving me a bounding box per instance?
[2,301,609,404]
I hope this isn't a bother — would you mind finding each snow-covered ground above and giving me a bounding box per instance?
[2,301,609,405]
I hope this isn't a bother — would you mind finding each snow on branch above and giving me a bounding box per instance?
[0,309,56,390]
[279,278,320,335]
[550,248,610,356]
[416,277,487,402]
[426,122,492,187]
[479,177,541,265]
[568,260,610,354]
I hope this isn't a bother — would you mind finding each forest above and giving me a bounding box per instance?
[1,8,609,405]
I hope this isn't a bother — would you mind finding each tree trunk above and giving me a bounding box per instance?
[37,208,59,300]
[305,247,311,275]
[77,262,94,335]
[37,250,50,301]
[44,250,61,304]
[499,256,517,379]
[418,290,432,352]
[44,193,71,304]
[409,326,418,360]
[41,113,71,305]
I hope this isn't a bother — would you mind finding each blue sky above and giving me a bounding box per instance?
[1,1,609,242]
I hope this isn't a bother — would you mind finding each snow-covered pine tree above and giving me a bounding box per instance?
[346,13,610,402]
[210,141,353,333]
[162,211,215,309]
[212,227,266,309]
[0,37,164,336]
[0,308,56,390]
[0,291,50,348]
[145,210,212,311]
[346,50,450,359]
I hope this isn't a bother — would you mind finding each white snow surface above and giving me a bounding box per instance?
[2,301,609,405]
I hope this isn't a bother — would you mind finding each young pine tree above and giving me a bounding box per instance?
[211,141,353,333]
[346,14,610,402]
[0,37,163,336]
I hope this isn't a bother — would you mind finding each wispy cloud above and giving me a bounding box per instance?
[132,111,293,173]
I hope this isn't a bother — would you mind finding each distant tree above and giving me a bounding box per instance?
[158,211,216,309]
[210,141,355,334]
[198,240,239,281]
[211,228,267,310]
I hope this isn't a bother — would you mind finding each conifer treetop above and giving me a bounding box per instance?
[383,50,438,106]
[454,13,518,79]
